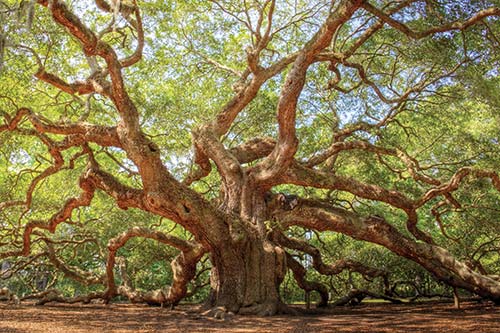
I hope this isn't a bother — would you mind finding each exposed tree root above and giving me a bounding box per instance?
[201,299,297,318]
[201,306,236,320]
[238,302,278,316]
[276,301,300,315]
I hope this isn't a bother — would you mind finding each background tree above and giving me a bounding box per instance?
[0,0,499,316]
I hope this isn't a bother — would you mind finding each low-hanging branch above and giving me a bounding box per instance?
[273,200,500,303]
[271,230,390,292]
[105,226,205,305]
[285,253,329,307]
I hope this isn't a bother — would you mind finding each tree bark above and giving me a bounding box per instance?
[206,237,286,315]
[276,203,500,304]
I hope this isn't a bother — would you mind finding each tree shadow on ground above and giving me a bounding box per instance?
[0,301,498,333]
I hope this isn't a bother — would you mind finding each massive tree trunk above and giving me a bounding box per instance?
[207,237,286,315]
[199,184,288,315]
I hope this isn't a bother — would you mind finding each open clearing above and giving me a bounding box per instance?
[0,301,498,332]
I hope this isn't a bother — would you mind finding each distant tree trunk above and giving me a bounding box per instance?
[305,291,311,310]
[454,288,461,309]
[37,273,49,291]
[0,261,10,278]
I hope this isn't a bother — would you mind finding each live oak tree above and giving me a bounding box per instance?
[1,0,500,315]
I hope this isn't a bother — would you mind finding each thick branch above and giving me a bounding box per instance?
[105,227,205,305]
[0,172,96,259]
[282,162,415,211]
[285,253,329,307]
[229,137,276,164]
[417,167,500,208]
[2,107,121,148]
[85,166,146,210]
[272,230,389,290]
[45,242,105,286]
[274,201,500,302]
[252,0,365,185]
[362,3,500,39]
[23,289,106,305]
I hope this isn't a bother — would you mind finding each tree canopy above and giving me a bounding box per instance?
[0,0,499,316]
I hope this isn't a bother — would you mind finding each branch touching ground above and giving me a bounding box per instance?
[105,227,205,306]
[274,201,500,303]
[285,253,329,307]
[272,230,390,293]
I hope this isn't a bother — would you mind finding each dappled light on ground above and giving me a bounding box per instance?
[0,301,498,332]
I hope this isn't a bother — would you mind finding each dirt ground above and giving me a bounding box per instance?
[0,300,498,333]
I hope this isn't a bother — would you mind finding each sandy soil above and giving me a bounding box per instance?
[0,300,498,332]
